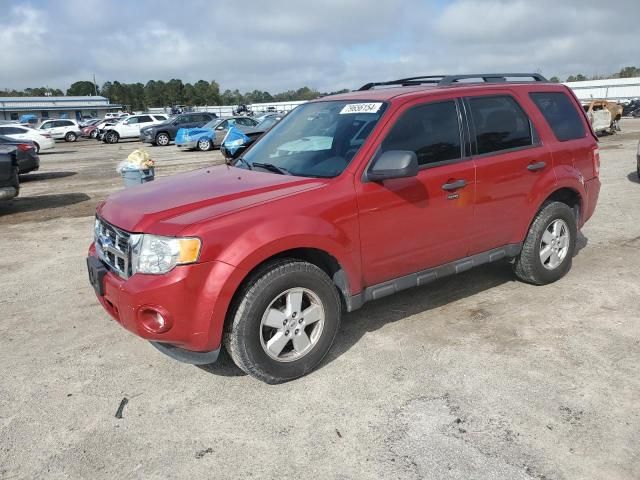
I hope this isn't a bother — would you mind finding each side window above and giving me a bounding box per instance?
[468,95,533,155]
[237,117,254,126]
[59,121,72,127]
[137,115,153,123]
[154,115,167,121]
[0,127,18,134]
[218,121,228,129]
[529,92,586,142]
[126,117,139,124]
[381,100,462,167]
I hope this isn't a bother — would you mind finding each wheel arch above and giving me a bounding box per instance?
[542,187,582,223]
[229,246,355,317]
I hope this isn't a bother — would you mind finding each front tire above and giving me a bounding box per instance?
[90,130,98,139]
[104,131,119,144]
[33,142,40,153]
[65,132,77,142]
[156,132,170,146]
[197,138,212,151]
[514,201,577,285]
[225,259,341,384]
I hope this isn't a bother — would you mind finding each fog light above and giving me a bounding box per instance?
[138,306,172,334]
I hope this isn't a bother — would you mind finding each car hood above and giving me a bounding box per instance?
[143,121,172,131]
[97,164,325,235]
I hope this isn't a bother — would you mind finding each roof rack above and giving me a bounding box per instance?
[358,73,548,90]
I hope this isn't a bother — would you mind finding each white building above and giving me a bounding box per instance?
[564,77,640,103]
[0,96,121,122]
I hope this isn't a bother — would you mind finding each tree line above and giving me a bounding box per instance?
[2,65,637,106]
[550,65,640,83]
[0,79,349,110]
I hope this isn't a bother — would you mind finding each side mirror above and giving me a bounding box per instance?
[366,150,419,182]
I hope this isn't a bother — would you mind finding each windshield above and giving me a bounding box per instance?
[237,101,386,178]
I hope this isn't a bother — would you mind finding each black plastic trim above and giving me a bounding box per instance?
[347,244,522,310]
[150,342,220,365]
[358,73,547,91]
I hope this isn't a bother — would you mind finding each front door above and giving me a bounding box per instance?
[356,99,476,286]
[121,117,140,137]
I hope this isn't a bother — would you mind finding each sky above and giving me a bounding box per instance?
[1,0,639,93]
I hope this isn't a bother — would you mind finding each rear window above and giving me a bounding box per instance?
[530,92,586,141]
[468,95,533,155]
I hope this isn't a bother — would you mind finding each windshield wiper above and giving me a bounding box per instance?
[232,157,252,170]
[252,162,290,175]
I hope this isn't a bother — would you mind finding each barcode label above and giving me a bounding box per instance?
[339,103,383,114]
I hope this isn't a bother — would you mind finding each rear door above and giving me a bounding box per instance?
[356,98,476,286]
[465,93,555,254]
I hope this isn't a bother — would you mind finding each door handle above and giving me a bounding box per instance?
[527,161,546,171]
[442,179,467,191]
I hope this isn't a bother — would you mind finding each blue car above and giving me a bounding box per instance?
[175,116,258,151]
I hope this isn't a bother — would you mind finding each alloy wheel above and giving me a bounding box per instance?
[539,219,570,270]
[259,287,325,362]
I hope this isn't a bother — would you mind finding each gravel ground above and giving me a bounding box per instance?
[0,124,639,480]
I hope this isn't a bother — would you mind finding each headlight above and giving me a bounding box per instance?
[130,234,201,275]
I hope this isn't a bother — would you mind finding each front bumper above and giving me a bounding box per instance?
[87,244,240,359]
[175,139,198,149]
[140,131,155,143]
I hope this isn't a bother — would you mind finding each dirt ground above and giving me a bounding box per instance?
[1,124,639,480]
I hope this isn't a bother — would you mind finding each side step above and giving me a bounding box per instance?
[348,244,522,310]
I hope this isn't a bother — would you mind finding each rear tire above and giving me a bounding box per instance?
[197,138,212,151]
[224,259,341,384]
[65,132,77,142]
[514,201,577,285]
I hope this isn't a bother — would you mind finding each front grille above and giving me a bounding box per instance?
[95,217,131,278]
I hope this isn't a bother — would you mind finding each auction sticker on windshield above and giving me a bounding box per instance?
[340,103,383,114]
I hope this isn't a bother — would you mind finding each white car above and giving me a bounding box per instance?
[38,119,82,142]
[102,114,167,144]
[0,124,56,153]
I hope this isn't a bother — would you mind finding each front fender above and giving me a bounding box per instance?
[214,215,362,295]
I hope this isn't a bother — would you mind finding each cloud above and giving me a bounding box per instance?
[0,0,639,93]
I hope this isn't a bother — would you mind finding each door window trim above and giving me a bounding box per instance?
[463,94,542,159]
[361,97,472,182]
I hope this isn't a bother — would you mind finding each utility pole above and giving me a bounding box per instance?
[93,74,98,96]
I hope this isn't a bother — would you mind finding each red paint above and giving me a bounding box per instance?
[89,81,599,353]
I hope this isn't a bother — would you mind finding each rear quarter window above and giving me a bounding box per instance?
[529,92,586,142]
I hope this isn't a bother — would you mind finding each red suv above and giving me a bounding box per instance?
[87,73,600,383]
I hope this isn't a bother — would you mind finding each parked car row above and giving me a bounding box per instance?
[38,119,82,142]
[0,125,55,153]
[0,136,41,201]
